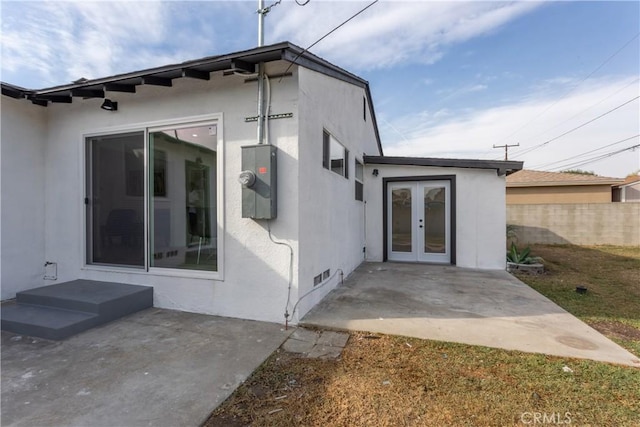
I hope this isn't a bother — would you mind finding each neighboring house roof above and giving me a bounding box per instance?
[364,155,523,176]
[1,41,383,155]
[614,174,640,189]
[506,169,623,187]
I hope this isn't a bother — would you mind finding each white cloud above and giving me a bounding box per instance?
[268,1,544,70]
[381,76,640,177]
[0,1,230,87]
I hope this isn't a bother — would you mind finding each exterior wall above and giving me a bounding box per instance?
[6,62,302,323]
[506,185,612,204]
[295,68,380,319]
[619,182,640,202]
[1,98,48,299]
[507,203,640,246]
[365,165,506,269]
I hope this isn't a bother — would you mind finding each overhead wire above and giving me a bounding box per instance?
[280,0,379,80]
[549,144,640,172]
[494,31,640,147]
[508,76,640,158]
[531,134,640,169]
[511,95,639,158]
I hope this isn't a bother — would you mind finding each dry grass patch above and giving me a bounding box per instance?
[514,245,640,355]
[205,333,640,426]
[205,245,640,426]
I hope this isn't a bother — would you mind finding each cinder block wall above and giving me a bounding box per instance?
[507,203,640,246]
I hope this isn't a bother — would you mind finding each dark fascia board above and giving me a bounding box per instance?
[15,42,294,96]
[364,156,523,176]
[365,85,383,156]
[1,82,30,99]
[0,41,384,153]
[280,46,383,156]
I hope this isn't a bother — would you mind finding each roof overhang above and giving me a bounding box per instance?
[507,180,624,188]
[364,156,523,176]
[1,41,384,155]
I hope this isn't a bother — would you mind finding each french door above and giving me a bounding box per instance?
[387,181,451,263]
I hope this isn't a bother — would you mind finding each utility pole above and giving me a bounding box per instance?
[493,143,519,161]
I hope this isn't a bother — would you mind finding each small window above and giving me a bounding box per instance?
[355,159,364,201]
[323,130,348,178]
[363,96,367,122]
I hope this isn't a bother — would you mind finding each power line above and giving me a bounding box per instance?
[531,134,640,169]
[494,31,640,146]
[511,77,640,155]
[512,95,640,158]
[280,0,379,79]
[548,144,640,172]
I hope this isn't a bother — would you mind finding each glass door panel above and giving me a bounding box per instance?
[86,132,145,267]
[391,187,413,253]
[149,125,217,271]
[423,187,446,254]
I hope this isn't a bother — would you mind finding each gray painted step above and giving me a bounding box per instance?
[1,280,153,340]
[1,303,100,341]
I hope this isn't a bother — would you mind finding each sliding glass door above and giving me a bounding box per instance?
[86,132,145,267]
[149,125,217,271]
[85,122,218,273]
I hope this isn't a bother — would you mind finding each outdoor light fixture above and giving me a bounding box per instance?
[100,99,118,111]
[372,168,379,176]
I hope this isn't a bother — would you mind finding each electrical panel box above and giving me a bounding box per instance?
[241,144,277,219]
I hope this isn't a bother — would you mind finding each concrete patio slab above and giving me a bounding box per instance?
[301,262,640,367]
[1,308,291,427]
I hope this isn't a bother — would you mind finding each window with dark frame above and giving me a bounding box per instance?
[322,129,349,178]
[355,159,364,201]
[363,96,367,122]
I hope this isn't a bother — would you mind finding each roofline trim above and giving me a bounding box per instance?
[507,180,624,188]
[364,156,523,176]
[2,41,383,154]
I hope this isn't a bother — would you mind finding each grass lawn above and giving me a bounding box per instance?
[205,245,640,426]
[517,245,640,356]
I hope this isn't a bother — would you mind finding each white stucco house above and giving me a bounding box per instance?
[1,42,522,325]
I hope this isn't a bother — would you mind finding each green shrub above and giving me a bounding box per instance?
[507,242,543,264]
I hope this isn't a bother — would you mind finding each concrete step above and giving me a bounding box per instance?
[2,280,153,340]
[1,303,99,340]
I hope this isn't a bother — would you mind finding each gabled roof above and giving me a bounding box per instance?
[364,156,523,176]
[1,41,383,155]
[506,169,623,187]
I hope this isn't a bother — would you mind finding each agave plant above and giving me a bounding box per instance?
[506,242,543,265]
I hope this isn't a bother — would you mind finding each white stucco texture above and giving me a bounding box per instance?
[1,61,383,325]
[364,165,507,270]
[1,97,48,299]
[294,67,380,319]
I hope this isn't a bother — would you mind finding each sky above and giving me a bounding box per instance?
[2,0,639,177]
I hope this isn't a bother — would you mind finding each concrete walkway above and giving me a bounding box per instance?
[301,262,640,367]
[1,308,291,427]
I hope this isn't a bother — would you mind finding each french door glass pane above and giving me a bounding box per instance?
[424,187,446,254]
[149,125,217,271]
[391,188,412,252]
[86,132,145,267]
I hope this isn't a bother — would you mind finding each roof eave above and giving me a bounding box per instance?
[508,180,624,188]
[364,156,523,176]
